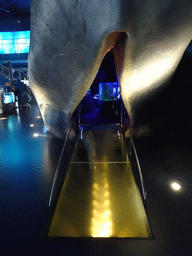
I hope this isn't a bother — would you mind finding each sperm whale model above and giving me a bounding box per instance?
[28,0,192,139]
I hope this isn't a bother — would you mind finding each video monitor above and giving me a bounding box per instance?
[3,92,15,104]
[0,31,30,54]
[99,82,121,101]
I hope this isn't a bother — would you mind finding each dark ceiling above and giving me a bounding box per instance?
[0,0,31,31]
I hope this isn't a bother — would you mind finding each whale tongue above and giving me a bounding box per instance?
[29,0,192,138]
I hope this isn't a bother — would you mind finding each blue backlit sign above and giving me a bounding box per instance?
[0,31,30,54]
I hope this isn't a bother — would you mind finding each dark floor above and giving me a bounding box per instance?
[1,99,192,255]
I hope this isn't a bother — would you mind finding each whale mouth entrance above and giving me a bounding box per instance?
[108,31,128,80]
[76,32,128,126]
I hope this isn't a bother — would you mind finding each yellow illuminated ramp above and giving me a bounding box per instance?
[48,126,152,237]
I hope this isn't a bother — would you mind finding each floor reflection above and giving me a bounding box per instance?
[91,165,113,237]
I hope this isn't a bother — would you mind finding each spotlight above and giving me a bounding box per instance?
[171,182,181,191]
[33,133,39,137]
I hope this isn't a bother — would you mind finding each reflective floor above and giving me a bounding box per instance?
[1,103,192,256]
[48,128,151,237]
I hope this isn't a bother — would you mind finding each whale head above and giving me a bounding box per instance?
[28,0,192,138]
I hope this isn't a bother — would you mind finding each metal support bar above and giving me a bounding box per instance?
[131,138,148,207]
[78,105,81,127]
[7,62,13,91]
[48,121,74,207]
[0,64,9,71]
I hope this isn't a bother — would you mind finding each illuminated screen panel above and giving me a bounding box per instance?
[4,93,15,104]
[99,82,120,101]
[0,31,30,54]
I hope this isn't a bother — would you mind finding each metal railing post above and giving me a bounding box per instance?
[131,137,148,207]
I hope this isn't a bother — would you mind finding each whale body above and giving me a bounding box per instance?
[28,0,192,138]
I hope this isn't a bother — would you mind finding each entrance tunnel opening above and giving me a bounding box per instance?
[77,32,128,126]
[47,34,153,239]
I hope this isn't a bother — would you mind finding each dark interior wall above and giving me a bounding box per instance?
[0,3,30,67]
[0,0,30,32]
[145,42,192,137]
[0,14,30,32]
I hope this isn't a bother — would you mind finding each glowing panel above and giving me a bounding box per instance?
[48,129,152,237]
[99,82,120,101]
[0,31,30,54]
[3,93,15,104]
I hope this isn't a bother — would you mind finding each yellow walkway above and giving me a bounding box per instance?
[48,127,152,237]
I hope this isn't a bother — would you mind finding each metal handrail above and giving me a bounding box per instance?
[120,101,148,206]
[130,137,148,207]
[0,63,9,70]
[113,93,121,101]
[48,120,74,207]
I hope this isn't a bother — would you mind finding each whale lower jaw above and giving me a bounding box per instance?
[28,0,192,139]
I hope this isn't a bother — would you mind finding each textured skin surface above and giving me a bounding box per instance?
[28,0,192,138]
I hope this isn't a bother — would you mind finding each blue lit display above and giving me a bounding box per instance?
[4,93,15,104]
[0,31,30,54]
[99,82,120,101]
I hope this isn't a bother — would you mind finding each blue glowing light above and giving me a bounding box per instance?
[0,31,30,54]
[4,93,15,104]
[99,82,120,101]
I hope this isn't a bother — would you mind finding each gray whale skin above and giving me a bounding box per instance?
[28,0,192,138]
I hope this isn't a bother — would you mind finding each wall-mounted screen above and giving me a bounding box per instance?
[4,92,15,104]
[99,82,121,101]
[0,31,30,54]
